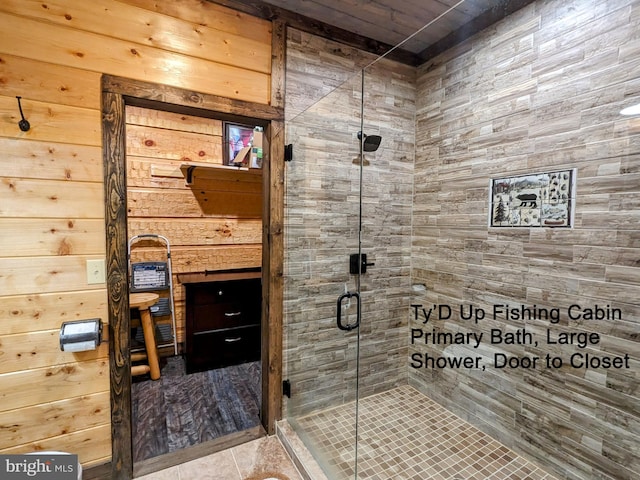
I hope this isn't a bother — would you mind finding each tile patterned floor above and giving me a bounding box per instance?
[136,385,559,480]
[135,436,303,480]
[294,385,559,480]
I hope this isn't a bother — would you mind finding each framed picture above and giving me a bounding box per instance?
[224,122,254,166]
[489,169,576,228]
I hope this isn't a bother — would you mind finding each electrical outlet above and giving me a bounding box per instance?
[86,259,106,284]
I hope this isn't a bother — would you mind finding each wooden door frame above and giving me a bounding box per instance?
[101,68,285,477]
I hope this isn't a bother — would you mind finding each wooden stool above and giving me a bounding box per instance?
[130,292,161,381]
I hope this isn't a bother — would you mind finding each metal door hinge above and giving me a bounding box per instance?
[283,379,291,398]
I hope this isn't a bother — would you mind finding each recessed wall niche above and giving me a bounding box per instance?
[489,169,576,227]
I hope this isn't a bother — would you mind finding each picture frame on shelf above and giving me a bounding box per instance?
[224,122,254,166]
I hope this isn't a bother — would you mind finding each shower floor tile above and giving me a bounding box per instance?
[294,385,558,480]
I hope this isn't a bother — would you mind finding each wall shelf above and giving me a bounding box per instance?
[178,161,263,217]
[177,268,261,284]
[179,161,262,186]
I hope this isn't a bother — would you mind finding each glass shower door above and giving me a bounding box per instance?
[284,50,414,476]
[284,71,366,479]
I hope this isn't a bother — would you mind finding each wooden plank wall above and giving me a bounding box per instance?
[0,0,271,468]
[411,1,639,479]
[126,106,263,346]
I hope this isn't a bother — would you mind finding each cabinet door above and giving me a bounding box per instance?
[192,280,259,328]
[188,325,260,372]
[192,302,258,331]
[184,277,261,373]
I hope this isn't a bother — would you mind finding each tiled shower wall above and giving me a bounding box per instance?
[283,29,416,416]
[411,1,639,479]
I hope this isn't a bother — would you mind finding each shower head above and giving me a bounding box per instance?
[358,131,382,152]
[363,135,382,152]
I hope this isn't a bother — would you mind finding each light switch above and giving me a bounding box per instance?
[86,259,106,284]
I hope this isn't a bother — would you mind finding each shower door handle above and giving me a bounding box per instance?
[337,292,360,331]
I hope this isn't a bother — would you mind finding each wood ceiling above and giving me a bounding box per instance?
[211,0,536,65]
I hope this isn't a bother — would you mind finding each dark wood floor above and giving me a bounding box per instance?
[132,356,261,463]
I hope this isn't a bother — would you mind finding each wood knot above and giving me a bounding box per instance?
[217,224,232,237]
[58,238,72,255]
[144,139,155,146]
[64,13,72,20]
[198,150,206,156]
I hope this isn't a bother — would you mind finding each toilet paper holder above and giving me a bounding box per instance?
[59,319,103,352]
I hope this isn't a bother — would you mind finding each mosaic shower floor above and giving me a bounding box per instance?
[294,385,558,480]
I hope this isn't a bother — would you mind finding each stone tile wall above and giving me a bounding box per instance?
[284,29,416,416]
[411,1,640,478]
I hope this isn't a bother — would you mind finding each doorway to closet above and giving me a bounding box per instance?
[101,75,284,479]
[124,104,264,465]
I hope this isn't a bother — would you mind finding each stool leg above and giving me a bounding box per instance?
[139,307,161,380]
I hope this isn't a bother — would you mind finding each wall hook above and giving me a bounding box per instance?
[16,96,30,132]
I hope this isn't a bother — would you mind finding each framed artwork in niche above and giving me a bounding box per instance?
[489,169,576,227]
